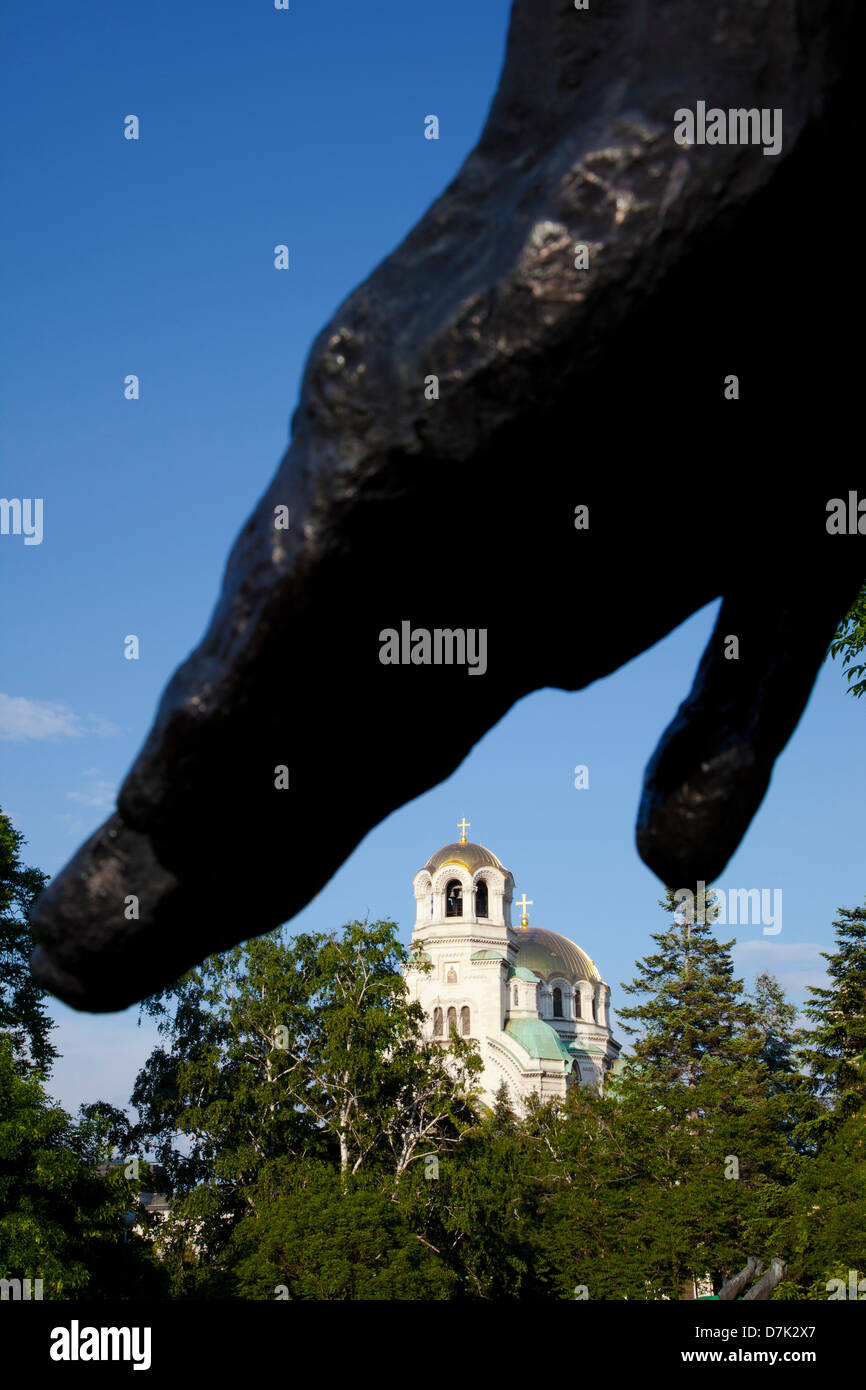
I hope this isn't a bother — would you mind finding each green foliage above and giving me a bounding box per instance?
[771,1111,866,1297]
[617,886,760,1087]
[5,869,861,1302]
[0,1034,166,1299]
[0,809,56,1074]
[524,1046,798,1301]
[604,888,808,1297]
[74,1101,139,1167]
[124,897,866,1300]
[797,901,866,1139]
[230,1159,456,1300]
[748,972,814,1144]
[131,920,484,1295]
[395,1105,555,1298]
[750,971,801,1079]
[135,921,482,1192]
[828,582,866,698]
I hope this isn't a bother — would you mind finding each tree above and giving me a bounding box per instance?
[617,886,759,1087]
[608,888,795,1298]
[520,1086,645,1300]
[828,582,866,698]
[229,1158,456,1300]
[797,900,866,1138]
[395,1104,554,1299]
[0,808,56,1074]
[289,920,483,1177]
[75,1101,140,1167]
[491,1079,516,1128]
[746,971,814,1146]
[130,920,484,1295]
[772,1110,866,1297]
[522,1057,797,1301]
[750,972,800,1080]
[0,1034,165,1299]
[135,921,481,1185]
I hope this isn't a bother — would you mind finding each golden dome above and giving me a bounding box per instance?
[423,841,505,874]
[513,926,600,983]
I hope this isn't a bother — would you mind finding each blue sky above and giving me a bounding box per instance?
[2,1,864,1116]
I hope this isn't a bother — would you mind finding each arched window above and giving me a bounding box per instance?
[461,1005,470,1036]
[574,992,582,1018]
[512,987,519,1007]
[475,880,488,918]
[445,880,463,917]
[447,1006,457,1034]
[433,1007,443,1037]
[553,987,563,1018]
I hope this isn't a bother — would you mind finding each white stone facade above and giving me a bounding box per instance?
[404,838,621,1112]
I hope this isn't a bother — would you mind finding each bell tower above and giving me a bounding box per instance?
[410,818,515,940]
[405,819,516,1048]
[405,821,621,1110]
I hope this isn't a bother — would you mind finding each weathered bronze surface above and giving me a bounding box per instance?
[30,0,862,1010]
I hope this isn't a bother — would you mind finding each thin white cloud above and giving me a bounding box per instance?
[56,811,89,837]
[0,694,120,742]
[0,694,81,740]
[67,771,117,810]
[57,770,118,835]
[84,714,122,738]
[732,939,830,999]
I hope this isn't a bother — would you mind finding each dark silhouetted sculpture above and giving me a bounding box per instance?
[715,1256,788,1301]
[31,0,862,1010]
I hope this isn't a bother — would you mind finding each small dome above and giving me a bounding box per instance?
[424,841,505,874]
[504,1017,571,1062]
[513,926,600,983]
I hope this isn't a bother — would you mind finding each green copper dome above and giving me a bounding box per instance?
[512,926,600,983]
[504,1017,571,1062]
[507,966,542,982]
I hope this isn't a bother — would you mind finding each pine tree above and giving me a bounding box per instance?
[617,886,758,1088]
[0,808,56,1074]
[750,971,800,1079]
[491,1080,515,1129]
[748,970,812,1144]
[771,1107,866,1298]
[797,900,866,1136]
[612,887,793,1298]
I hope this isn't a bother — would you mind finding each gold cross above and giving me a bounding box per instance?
[457,817,470,843]
[515,893,533,928]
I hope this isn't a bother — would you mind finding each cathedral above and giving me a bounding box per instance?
[405,823,621,1111]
